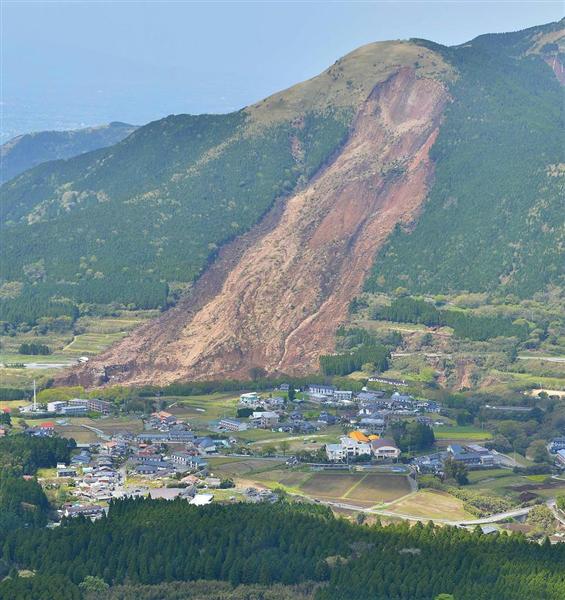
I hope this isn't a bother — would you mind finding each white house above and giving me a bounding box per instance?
[370,438,400,460]
[240,392,261,406]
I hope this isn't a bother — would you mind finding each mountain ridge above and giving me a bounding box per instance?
[0,19,562,386]
[0,121,137,184]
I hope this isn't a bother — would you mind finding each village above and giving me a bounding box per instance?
[4,380,564,540]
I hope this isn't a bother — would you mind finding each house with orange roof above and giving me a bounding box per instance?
[348,430,369,443]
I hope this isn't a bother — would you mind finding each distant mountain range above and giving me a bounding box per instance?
[1,19,562,386]
[0,121,137,184]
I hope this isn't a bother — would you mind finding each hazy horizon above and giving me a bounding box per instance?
[2,1,562,140]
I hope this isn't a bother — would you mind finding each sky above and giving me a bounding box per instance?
[1,1,562,139]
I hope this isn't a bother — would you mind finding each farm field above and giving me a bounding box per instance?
[386,490,472,521]
[433,426,493,441]
[47,415,144,444]
[0,311,156,389]
[343,473,412,504]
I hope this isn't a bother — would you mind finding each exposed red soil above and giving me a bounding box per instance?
[61,68,448,388]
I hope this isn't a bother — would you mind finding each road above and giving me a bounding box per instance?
[316,497,549,526]
[517,355,565,363]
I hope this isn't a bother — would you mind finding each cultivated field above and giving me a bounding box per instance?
[386,490,472,520]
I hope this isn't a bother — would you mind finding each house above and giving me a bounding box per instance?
[71,450,91,465]
[359,417,386,434]
[251,411,279,429]
[318,412,337,426]
[63,504,106,519]
[308,384,336,397]
[555,449,565,467]
[218,418,248,432]
[196,437,217,453]
[169,452,206,470]
[239,392,261,406]
[326,444,345,461]
[57,464,77,478]
[151,411,177,425]
[370,438,400,460]
[349,430,370,443]
[334,390,353,403]
[549,438,565,454]
[267,396,286,408]
[327,435,373,460]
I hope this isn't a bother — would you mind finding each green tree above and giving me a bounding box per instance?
[443,457,469,485]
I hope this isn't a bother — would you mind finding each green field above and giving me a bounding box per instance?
[434,426,493,441]
[0,311,155,388]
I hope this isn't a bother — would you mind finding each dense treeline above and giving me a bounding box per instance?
[2,499,565,600]
[390,421,435,452]
[366,26,564,297]
[0,291,79,328]
[0,434,75,474]
[320,343,389,376]
[0,475,50,534]
[0,387,26,400]
[18,342,51,355]
[373,297,529,341]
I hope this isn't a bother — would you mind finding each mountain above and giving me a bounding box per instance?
[1,20,563,387]
[0,121,137,184]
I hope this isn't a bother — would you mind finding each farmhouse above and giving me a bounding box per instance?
[370,438,400,461]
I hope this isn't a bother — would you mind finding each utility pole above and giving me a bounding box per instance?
[33,380,37,412]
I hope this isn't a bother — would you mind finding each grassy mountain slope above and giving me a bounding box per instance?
[0,122,137,184]
[0,41,448,329]
[365,21,564,298]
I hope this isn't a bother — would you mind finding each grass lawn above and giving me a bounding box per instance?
[386,490,473,521]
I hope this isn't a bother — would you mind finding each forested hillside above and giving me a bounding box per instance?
[366,21,564,297]
[0,122,137,184]
[2,498,565,600]
[0,109,351,326]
